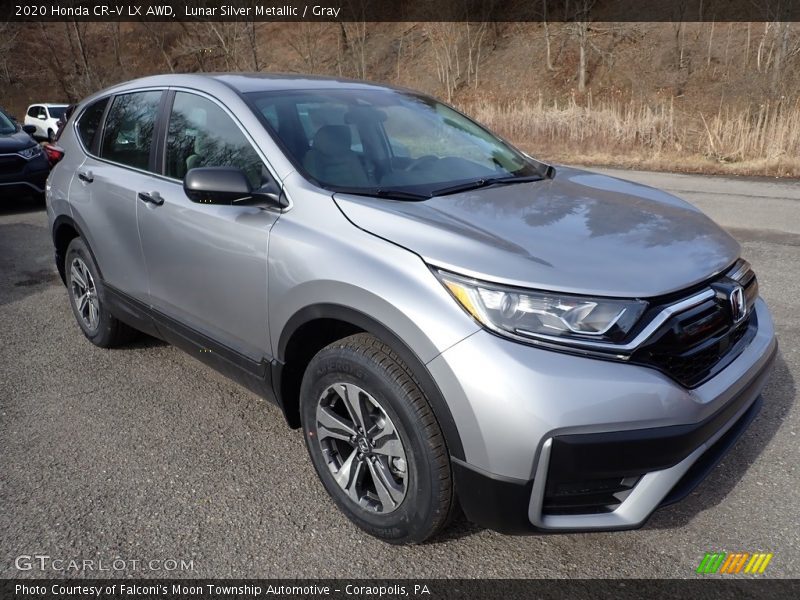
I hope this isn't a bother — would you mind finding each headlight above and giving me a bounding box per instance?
[18,145,43,160]
[436,270,647,345]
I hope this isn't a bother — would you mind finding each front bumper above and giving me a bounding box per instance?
[428,298,777,533]
[0,153,49,197]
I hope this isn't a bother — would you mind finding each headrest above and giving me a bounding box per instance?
[312,125,351,156]
[193,134,205,155]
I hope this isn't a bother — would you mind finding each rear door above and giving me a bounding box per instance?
[136,89,280,362]
[68,90,164,303]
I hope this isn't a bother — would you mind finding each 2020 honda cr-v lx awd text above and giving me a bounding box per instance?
[46,74,777,543]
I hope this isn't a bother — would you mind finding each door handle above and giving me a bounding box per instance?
[138,191,164,206]
[77,170,93,183]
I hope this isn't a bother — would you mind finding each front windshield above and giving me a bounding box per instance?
[245,88,543,196]
[48,106,67,120]
[0,111,16,135]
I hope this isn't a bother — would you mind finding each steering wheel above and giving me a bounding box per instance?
[404,155,440,172]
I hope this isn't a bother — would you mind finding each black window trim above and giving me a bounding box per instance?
[70,85,289,209]
[97,88,169,174]
[72,86,169,178]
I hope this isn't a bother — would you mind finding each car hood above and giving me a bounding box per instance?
[0,130,36,153]
[333,167,740,297]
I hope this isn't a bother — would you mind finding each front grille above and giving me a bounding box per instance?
[542,476,641,515]
[0,154,26,174]
[630,263,759,388]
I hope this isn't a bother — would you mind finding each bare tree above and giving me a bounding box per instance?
[288,23,327,73]
[140,22,177,73]
[107,22,124,70]
[172,22,253,72]
[567,0,596,92]
[426,18,493,101]
[246,21,261,71]
[670,0,689,70]
[207,22,251,70]
[426,23,461,101]
[70,18,95,90]
[0,22,19,84]
[771,21,791,93]
[35,23,75,99]
[340,21,368,79]
[542,0,555,71]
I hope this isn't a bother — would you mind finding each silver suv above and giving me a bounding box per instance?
[47,74,777,543]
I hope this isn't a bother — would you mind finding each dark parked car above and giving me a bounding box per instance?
[0,108,49,201]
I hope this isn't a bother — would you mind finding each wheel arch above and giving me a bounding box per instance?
[52,215,100,285]
[274,303,465,461]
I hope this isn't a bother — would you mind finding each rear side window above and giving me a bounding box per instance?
[100,91,162,171]
[76,98,109,151]
[165,92,266,188]
[27,106,40,118]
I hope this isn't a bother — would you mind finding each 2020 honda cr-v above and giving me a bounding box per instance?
[46,74,777,543]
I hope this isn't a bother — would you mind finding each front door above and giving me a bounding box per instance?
[137,90,280,362]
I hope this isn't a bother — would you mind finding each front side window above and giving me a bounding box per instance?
[247,88,543,196]
[76,98,109,151]
[100,91,162,171]
[165,92,266,188]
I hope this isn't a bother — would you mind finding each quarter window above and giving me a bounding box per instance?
[76,98,109,151]
[165,92,266,188]
[100,91,162,171]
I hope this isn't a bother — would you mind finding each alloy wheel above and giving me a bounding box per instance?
[69,257,100,331]
[315,382,408,513]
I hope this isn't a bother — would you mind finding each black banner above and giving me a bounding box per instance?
[3,0,800,23]
[2,579,800,600]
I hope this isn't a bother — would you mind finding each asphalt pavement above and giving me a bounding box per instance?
[1,168,798,578]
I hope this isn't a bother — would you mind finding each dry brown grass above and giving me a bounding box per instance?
[463,95,800,177]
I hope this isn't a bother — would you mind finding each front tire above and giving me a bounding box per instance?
[47,129,55,143]
[300,333,453,544]
[65,237,136,347]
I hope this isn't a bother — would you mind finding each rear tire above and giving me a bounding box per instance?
[300,333,453,544]
[65,237,136,347]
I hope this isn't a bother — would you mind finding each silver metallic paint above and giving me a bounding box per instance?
[47,73,779,531]
[334,166,741,297]
[427,299,775,481]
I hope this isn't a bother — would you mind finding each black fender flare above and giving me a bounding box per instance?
[52,214,103,285]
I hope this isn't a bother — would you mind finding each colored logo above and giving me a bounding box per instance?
[697,552,773,574]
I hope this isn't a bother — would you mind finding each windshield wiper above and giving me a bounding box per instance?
[331,187,430,201]
[431,175,545,197]
[374,188,431,201]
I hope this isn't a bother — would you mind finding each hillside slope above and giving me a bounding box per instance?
[2,22,798,176]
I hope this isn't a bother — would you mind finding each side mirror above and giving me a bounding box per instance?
[22,124,37,135]
[183,167,287,208]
